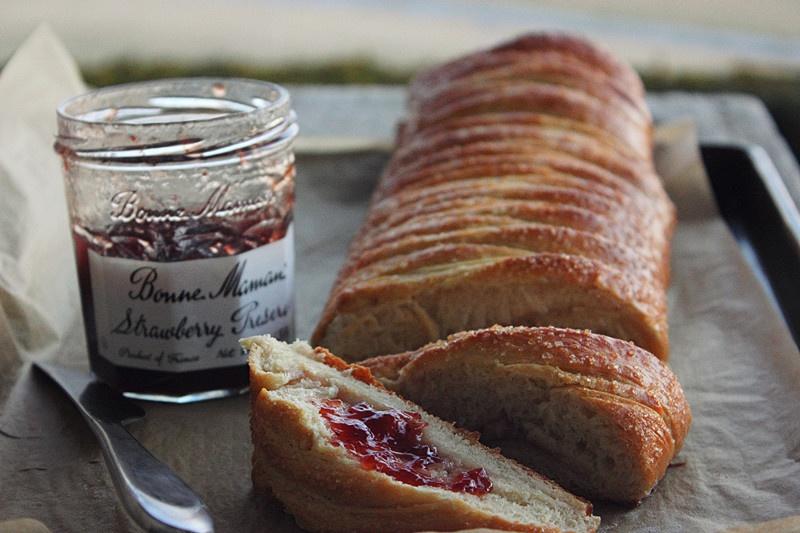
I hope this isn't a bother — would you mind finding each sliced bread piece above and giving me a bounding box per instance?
[361,325,691,503]
[244,335,600,533]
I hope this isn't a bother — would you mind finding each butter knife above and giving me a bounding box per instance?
[34,362,215,533]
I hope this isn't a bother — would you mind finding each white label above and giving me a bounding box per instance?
[89,223,294,372]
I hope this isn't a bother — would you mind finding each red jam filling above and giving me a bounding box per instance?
[74,215,292,263]
[319,399,492,495]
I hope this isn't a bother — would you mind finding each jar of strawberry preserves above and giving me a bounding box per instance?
[55,78,298,402]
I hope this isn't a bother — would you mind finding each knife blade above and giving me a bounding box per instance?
[34,362,215,533]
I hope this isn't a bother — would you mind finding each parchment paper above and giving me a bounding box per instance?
[1,27,800,533]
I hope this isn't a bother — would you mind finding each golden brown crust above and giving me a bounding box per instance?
[330,243,529,295]
[387,123,654,187]
[354,179,672,283]
[405,83,649,157]
[339,223,664,289]
[384,140,657,197]
[366,180,652,231]
[380,161,627,202]
[488,34,644,95]
[351,208,657,263]
[409,33,646,115]
[395,112,646,159]
[377,151,668,201]
[361,325,691,502]
[314,346,385,388]
[417,64,647,129]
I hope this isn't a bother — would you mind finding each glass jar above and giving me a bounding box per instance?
[55,78,298,402]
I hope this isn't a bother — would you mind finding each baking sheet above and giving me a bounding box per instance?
[2,27,800,533]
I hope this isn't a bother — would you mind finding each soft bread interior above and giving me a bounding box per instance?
[244,335,599,533]
[389,360,665,502]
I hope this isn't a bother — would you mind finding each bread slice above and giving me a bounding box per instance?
[361,326,691,503]
[244,335,600,533]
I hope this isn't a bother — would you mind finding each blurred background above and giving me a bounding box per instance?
[2,0,799,157]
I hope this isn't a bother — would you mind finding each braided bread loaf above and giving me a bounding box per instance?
[312,33,675,361]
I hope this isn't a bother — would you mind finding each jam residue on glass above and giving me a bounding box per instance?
[319,399,493,495]
[74,205,293,263]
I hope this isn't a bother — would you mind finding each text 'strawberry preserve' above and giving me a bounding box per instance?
[56,79,298,402]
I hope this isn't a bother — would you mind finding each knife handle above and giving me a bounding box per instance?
[87,418,215,533]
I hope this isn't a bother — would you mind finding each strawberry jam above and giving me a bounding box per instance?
[319,399,492,495]
[57,79,299,402]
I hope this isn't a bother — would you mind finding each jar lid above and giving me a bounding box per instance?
[56,78,297,161]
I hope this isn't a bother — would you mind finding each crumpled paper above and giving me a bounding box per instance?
[1,25,800,533]
[0,24,86,377]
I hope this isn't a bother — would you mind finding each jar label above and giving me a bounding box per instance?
[88,224,295,372]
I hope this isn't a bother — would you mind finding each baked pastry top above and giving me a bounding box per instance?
[312,32,675,361]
